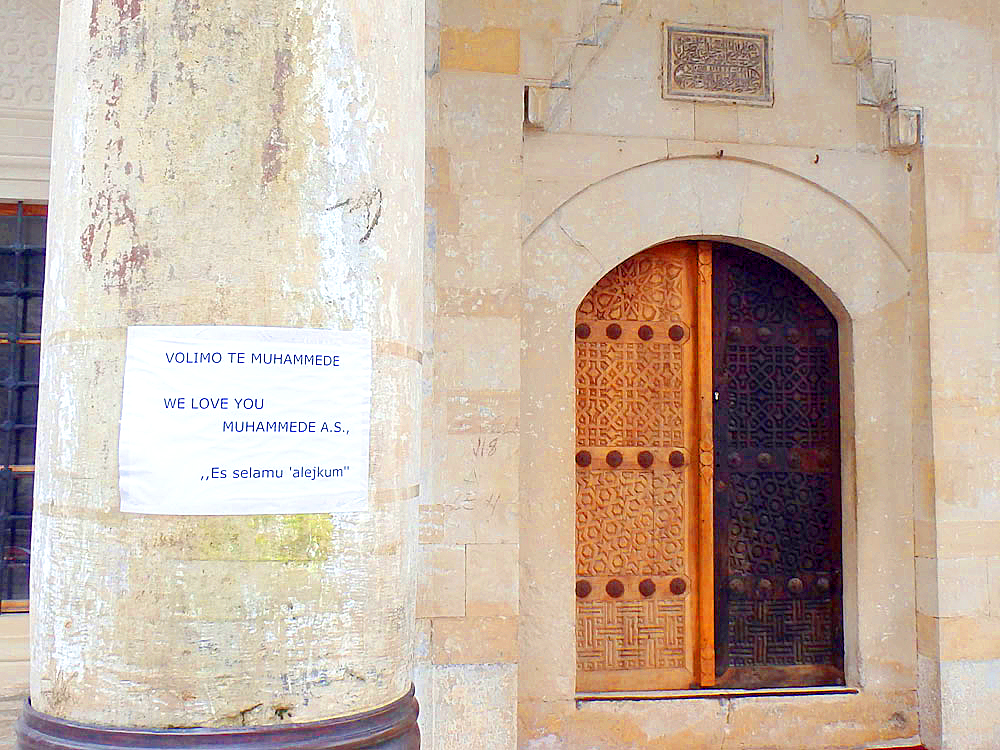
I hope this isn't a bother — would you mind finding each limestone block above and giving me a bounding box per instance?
[431,616,518,663]
[736,15,859,150]
[452,194,521,263]
[932,456,1000,520]
[439,71,523,145]
[522,214,606,308]
[583,13,659,81]
[437,287,521,318]
[521,696,728,750]
[431,664,516,749]
[438,431,520,545]
[0,612,28,640]
[569,74,694,139]
[935,557,989,618]
[856,106,884,151]
[440,0,522,30]
[645,0,781,30]
[891,18,993,149]
[725,691,918,749]
[915,556,940,617]
[937,616,1000,661]
[430,193,461,237]
[913,519,935,558]
[420,502,446,544]
[440,27,519,74]
[436,231,521,289]
[522,132,668,237]
[925,170,998,253]
[426,73,443,144]
[520,32,552,81]
[466,544,519,615]
[693,103,738,142]
[447,139,522,198]
[414,617,432,663]
[436,318,519,391]
[917,653,942,750]
[417,544,466,618]
[426,147,451,194]
[935,522,1000,559]
[939,658,1000,750]
[0,619,30,663]
[443,492,519,545]
[990,556,1000,616]
[523,180,580,241]
[522,132,667,183]
[445,391,519,436]
[915,612,937,658]
[0,658,28,700]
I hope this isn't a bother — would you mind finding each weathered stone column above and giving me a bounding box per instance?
[18,0,422,746]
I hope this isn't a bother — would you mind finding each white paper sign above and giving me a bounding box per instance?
[119,326,372,515]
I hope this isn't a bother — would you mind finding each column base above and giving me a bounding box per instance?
[17,686,418,750]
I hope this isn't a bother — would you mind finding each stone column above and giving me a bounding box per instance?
[18,0,422,746]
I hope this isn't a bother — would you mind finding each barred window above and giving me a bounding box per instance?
[0,202,45,613]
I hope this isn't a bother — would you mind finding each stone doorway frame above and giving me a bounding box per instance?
[519,156,927,747]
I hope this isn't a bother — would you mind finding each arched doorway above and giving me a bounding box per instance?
[574,240,843,691]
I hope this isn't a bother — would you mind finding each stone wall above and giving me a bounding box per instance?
[417,1,999,749]
[0,615,28,750]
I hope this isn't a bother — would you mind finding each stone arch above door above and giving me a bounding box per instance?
[523,155,909,321]
[519,156,921,747]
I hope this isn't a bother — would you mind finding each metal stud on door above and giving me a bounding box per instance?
[574,243,708,691]
[711,244,844,688]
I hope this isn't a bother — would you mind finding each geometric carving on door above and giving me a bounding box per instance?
[577,599,687,671]
[720,253,828,324]
[726,471,834,577]
[578,255,685,321]
[576,469,684,576]
[713,243,843,687]
[724,345,834,449]
[575,242,704,691]
[576,342,683,447]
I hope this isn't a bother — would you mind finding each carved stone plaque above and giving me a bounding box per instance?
[663,25,773,106]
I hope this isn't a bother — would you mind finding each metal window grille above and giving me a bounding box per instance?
[0,202,45,613]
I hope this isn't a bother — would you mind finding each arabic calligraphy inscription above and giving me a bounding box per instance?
[663,26,773,106]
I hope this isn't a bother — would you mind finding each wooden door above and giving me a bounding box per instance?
[574,241,843,693]
[574,242,713,691]
[711,244,844,688]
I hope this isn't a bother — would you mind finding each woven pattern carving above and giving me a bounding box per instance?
[576,469,685,576]
[726,472,833,577]
[722,255,829,324]
[577,599,686,671]
[576,342,683,447]
[727,599,833,666]
[578,255,684,321]
[725,345,833,449]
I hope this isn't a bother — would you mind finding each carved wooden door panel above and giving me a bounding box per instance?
[574,242,713,691]
[711,244,844,688]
